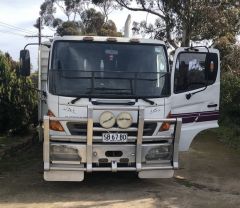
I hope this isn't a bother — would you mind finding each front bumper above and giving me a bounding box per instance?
[43,106,182,181]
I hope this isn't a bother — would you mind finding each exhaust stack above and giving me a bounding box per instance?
[124,14,131,38]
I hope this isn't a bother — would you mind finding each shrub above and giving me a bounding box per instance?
[220,72,240,126]
[0,52,38,134]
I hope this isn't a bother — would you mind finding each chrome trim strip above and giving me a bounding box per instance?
[50,135,87,142]
[51,160,81,165]
[136,107,144,171]
[93,127,138,132]
[50,135,173,142]
[86,107,93,172]
[50,117,88,122]
[43,116,50,170]
[50,117,176,123]
[143,135,172,139]
[50,166,173,171]
[144,118,177,123]
[173,118,182,169]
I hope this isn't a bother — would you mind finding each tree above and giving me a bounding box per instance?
[39,0,121,36]
[114,0,240,48]
[92,0,120,22]
[57,21,81,36]
[80,8,105,34]
[99,20,122,36]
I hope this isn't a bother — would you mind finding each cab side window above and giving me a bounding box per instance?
[174,52,218,93]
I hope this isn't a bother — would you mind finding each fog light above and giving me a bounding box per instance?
[99,111,115,129]
[51,145,78,154]
[116,112,133,129]
[51,145,80,161]
[145,146,171,161]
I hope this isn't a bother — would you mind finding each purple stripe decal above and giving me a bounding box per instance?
[171,111,219,123]
[197,114,219,122]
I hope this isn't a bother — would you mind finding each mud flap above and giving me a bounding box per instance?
[138,170,174,179]
[44,171,84,181]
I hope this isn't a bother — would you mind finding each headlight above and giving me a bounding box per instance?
[145,146,171,161]
[116,112,133,129]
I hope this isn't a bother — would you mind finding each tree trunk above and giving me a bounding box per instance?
[181,23,191,47]
[181,0,191,47]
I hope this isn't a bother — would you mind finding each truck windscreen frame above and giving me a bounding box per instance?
[49,40,170,99]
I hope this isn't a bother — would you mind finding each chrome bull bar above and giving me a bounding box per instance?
[43,106,182,172]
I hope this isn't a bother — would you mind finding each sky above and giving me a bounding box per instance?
[0,0,156,70]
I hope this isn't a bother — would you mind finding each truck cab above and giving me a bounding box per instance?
[19,36,220,181]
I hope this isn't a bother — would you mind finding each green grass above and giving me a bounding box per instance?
[0,132,37,168]
[0,143,42,172]
[212,124,240,150]
[0,131,40,172]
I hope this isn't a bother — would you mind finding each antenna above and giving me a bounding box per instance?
[124,14,131,38]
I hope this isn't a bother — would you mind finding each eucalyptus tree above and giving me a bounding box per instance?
[112,0,240,48]
[39,0,120,36]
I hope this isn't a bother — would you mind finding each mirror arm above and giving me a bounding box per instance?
[36,88,47,99]
[24,43,50,50]
[185,45,210,53]
[23,86,47,98]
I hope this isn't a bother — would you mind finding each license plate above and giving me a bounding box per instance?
[102,133,128,143]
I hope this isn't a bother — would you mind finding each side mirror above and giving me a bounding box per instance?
[205,52,218,83]
[19,49,30,76]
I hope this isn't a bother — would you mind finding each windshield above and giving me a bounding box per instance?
[49,40,170,98]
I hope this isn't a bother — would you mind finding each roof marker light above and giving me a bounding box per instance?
[83,36,94,41]
[107,37,117,42]
[130,38,140,43]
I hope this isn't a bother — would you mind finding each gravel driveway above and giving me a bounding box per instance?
[0,131,239,208]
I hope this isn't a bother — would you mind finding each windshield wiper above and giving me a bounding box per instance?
[140,98,157,106]
[70,97,81,104]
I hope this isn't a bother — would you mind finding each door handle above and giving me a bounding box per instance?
[207,104,218,108]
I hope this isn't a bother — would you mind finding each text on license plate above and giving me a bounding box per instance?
[102,133,128,142]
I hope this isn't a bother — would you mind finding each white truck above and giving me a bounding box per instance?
[19,36,220,181]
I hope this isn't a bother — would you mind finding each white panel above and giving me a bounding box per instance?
[59,105,88,118]
[144,105,164,119]
[179,121,218,151]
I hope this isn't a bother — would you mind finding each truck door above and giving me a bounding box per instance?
[171,47,220,151]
